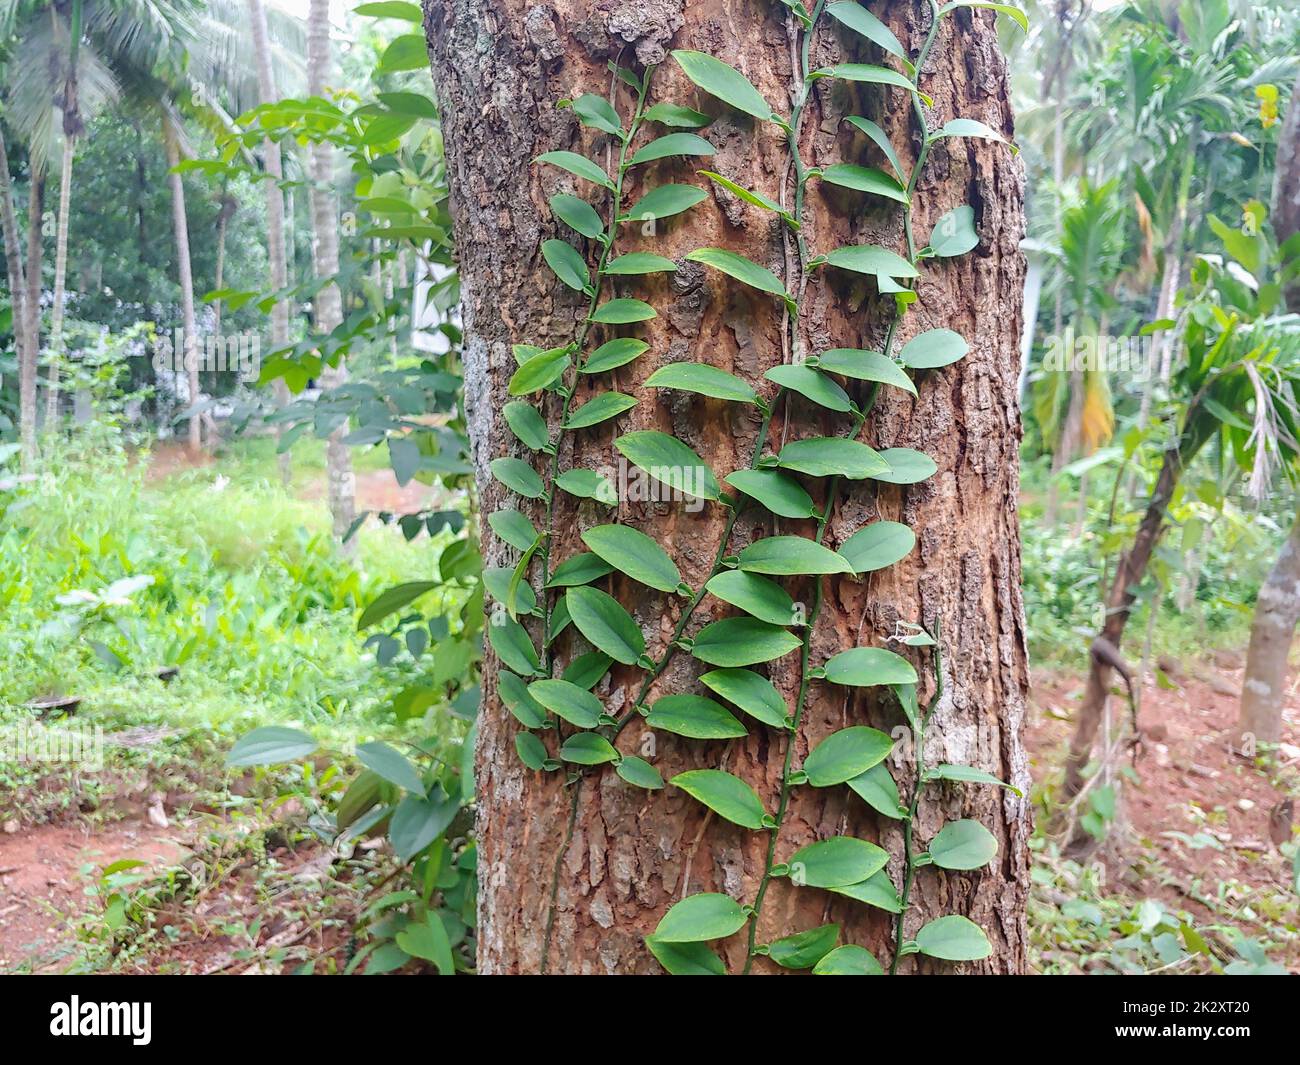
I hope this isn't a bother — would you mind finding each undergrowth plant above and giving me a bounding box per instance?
[488,0,1028,973]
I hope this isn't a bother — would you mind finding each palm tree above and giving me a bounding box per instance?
[0,122,33,465]
[306,0,355,552]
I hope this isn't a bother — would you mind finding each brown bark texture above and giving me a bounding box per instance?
[1238,510,1300,746]
[427,0,1031,974]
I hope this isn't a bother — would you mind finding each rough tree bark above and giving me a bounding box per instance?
[306,0,356,550]
[44,136,73,426]
[250,0,295,488]
[427,0,1031,974]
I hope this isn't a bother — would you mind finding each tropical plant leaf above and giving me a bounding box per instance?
[671,50,775,120]
[803,725,894,786]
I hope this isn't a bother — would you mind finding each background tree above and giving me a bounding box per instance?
[427,0,1033,974]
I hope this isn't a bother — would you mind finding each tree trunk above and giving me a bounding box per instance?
[0,131,34,469]
[249,0,294,488]
[1273,71,1300,311]
[428,0,1031,974]
[306,0,356,549]
[25,176,43,433]
[44,134,73,427]
[164,121,202,454]
[1238,510,1300,748]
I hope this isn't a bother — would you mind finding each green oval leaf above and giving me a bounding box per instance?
[641,102,712,128]
[847,762,904,819]
[605,252,678,275]
[500,671,548,728]
[357,580,440,629]
[937,1,1028,31]
[900,328,969,369]
[490,457,544,499]
[377,33,431,73]
[356,741,425,793]
[764,364,853,412]
[503,400,550,450]
[541,239,589,291]
[554,468,618,505]
[565,586,645,665]
[582,524,683,593]
[724,469,815,518]
[646,694,747,739]
[705,570,796,626]
[820,244,918,280]
[561,93,622,136]
[564,391,638,429]
[767,923,841,969]
[928,205,978,257]
[559,732,620,765]
[816,348,916,395]
[629,133,716,166]
[839,521,916,574]
[813,943,884,974]
[690,617,801,667]
[615,431,721,501]
[699,668,788,728]
[645,362,759,404]
[699,171,789,221]
[671,50,775,121]
[818,163,908,203]
[617,755,665,790]
[914,914,993,961]
[927,763,1022,796]
[584,337,649,373]
[804,725,895,786]
[591,298,657,323]
[549,193,604,239]
[535,150,614,189]
[815,63,919,95]
[515,731,548,771]
[928,818,998,870]
[823,647,918,688]
[776,437,890,479]
[508,346,570,395]
[829,869,902,913]
[487,615,541,675]
[646,936,725,974]
[389,790,458,861]
[826,2,905,56]
[686,247,791,302]
[877,447,938,485]
[483,566,538,614]
[935,117,1013,150]
[624,183,708,222]
[844,115,906,181]
[671,768,768,829]
[489,511,539,553]
[653,892,749,943]
[527,678,603,728]
[788,836,889,888]
[737,536,853,575]
[547,551,615,587]
[227,726,318,767]
[562,651,613,689]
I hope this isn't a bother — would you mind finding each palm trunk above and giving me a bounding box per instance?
[0,132,34,469]
[307,0,355,549]
[429,0,1032,974]
[249,0,294,488]
[44,134,73,427]
[164,120,202,454]
[1238,511,1300,747]
[25,176,43,429]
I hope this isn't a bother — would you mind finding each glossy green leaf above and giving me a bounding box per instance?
[227,726,317,767]
[820,244,918,280]
[926,763,1022,796]
[699,171,790,221]
[818,163,907,203]
[482,566,538,614]
[812,943,884,974]
[787,836,889,888]
[823,647,918,688]
[815,63,917,94]
[489,511,539,553]
[503,401,550,450]
[629,133,716,166]
[355,1,423,21]
[699,668,788,728]
[389,790,458,861]
[705,570,796,626]
[724,469,815,518]
[690,617,801,667]
[928,205,978,256]
[535,150,614,189]
[396,914,454,975]
[829,870,902,913]
[764,364,853,412]
[737,536,853,575]
[615,431,721,501]
[839,521,916,574]
[500,671,548,728]
[617,755,665,790]
[914,915,993,961]
[646,694,747,739]
[646,936,725,974]
[605,252,678,275]
[645,362,758,404]
[687,247,791,303]
[582,524,683,593]
[356,580,439,629]
[826,2,905,57]
[928,818,998,870]
[527,678,602,728]
[548,551,615,587]
[490,457,544,499]
[671,769,768,829]
[562,651,613,689]
[515,731,548,770]
[777,437,890,479]
[877,448,938,485]
[583,337,649,373]
[565,586,645,664]
[376,33,430,73]
[564,391,638,429]
[554,468,618,505]
[900,328,969,369]
[815,348,915,395]
[671,50,775,121]
[847,762,904,819]
[935,117,1013,150]
[641,102,711,128]
[591,298,657,323]
[803,725,894,786]
[562,92,622,135]
[767,923,840,969]
[624,184,708,222]
[549,193,604,239]
[653,892,749,943]
[508,346,570,395]
[487,615,541,675]
[560,732,620,765]
[937,1,1028,31]
[844,116,905,181]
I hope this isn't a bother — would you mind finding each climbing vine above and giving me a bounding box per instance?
[487,0,1027,974]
